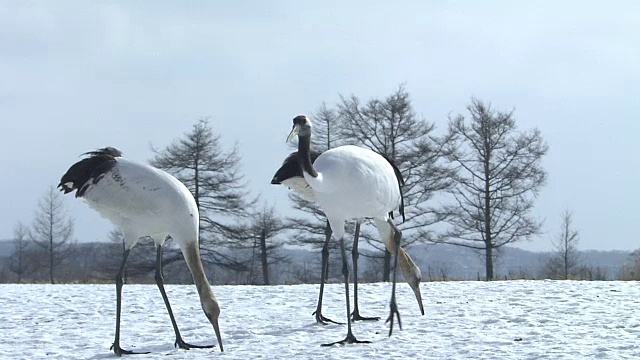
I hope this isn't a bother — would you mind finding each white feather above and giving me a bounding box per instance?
[281,177,316,202]
[304,145,400,229]
[82,158,199,248]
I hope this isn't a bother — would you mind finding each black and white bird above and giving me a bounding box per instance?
[58,147,223,355]
[284,114,411,345]
[271,150,424,324]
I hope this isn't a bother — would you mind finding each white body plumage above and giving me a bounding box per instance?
[305,145,400,225]
[82,158,199,250]
[280,177,316,202]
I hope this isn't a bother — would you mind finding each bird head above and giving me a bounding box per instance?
[202,295,224,351]
[286,114,311,142]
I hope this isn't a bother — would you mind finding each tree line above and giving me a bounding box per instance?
[4,85,623,284]
[2,236,634,283]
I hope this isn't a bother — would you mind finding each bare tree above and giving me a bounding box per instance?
[576,265,607,281]
[103,228,185,283]
[338,84,454,280]
[311,101,350,150]
[618,250,640,280]
[240,203,289,285]
[90,228,128,282]
[150,118,255,271]
[543,209,581,279]
[9,222,32,283]
[442,99,548,280]
[109,228,126,255]
[427,262,453,282]
[30,185,75,284]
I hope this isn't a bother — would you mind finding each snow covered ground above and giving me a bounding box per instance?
[1,280,640,359]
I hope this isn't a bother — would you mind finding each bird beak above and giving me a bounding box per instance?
[411,284,425,316]
[286,124,300,143]
[205,310,224,351]
[212,317,224,352]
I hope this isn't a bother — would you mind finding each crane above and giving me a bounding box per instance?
[285,115,410,345]
[58,147,223,355]
[271,150,424,324]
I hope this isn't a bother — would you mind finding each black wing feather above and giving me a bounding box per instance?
[271,150,321,184]
[379,154,405,223]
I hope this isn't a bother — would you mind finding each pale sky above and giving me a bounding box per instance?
[1,1,638,252]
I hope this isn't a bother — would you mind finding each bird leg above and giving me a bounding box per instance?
[351,222,380,322]
[321,233,370,347]
[154,245,214,350]
[111,249,148,356]
[385,219,402,337]
[313,220,341,325]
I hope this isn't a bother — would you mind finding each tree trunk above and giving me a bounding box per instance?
[49,213,54,285]
[17,254,22,283]
[483,138,493,281]
[260,229,269,285]
[563,247,569,279]
[485,244,493,281]
[193,158,200,208]
[248,238,257,284]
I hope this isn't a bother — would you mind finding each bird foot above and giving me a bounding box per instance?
[313,310,343,325]
[385,297,402,337]
[174,337,215,350]
[321,332,370,347]
[110,343,149,356]
[351,310,380,322]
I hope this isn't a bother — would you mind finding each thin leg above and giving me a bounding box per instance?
[351,222,380,322]
[321,232,370,346]
[313,220,341,325]
[385,220,402,337]
[154,245,214,350]
[111,249,147,356]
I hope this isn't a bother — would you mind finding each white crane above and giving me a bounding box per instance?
[58,147,223,355]
[285,114,411,345]
[271,150,424,325]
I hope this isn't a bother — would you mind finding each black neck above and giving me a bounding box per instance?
[297,134,318,178]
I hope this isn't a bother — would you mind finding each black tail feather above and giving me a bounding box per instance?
[82,147,123,158]
[58,147,122,198]
[379,154,405,223]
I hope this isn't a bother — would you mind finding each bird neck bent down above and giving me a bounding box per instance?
[181,241,224,351]
[181,241,216,308]
[297,134,318,178]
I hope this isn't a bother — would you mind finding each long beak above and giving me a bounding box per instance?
[212,318,224,352]
[411,284,425,316]
[286,124,300,143]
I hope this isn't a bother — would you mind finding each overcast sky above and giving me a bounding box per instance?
[1,1,638,252]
